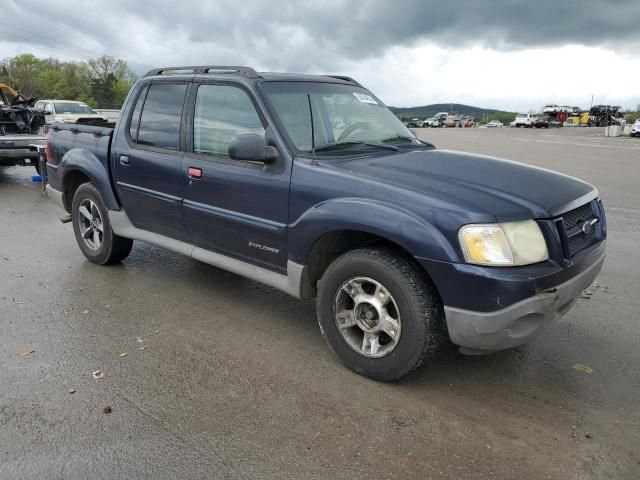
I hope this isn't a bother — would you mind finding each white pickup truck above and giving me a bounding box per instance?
[34,100,108,125]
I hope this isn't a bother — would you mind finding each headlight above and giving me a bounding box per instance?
[458,220,549,266]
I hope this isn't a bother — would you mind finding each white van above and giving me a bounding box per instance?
[514,113,536,127]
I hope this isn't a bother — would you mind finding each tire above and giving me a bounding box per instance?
[316,247,444,381]
[71,183,133,265]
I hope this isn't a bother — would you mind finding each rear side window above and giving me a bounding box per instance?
[137,83,187,150]
[128,85,148,141]
[193,85,264,158]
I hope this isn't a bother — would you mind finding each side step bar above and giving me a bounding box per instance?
[109,210,313,299]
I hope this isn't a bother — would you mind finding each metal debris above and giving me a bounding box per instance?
[0,84,45,134]
[92,370,105,379]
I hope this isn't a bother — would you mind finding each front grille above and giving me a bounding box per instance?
[557,201,601,258]
[568,227,595,256]
[563,203,594,230]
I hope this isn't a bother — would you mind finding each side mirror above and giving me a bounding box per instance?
[228,134,278,163]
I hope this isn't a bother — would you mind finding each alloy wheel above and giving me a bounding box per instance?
[333,276,402,358]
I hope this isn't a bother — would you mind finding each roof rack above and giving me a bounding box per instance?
[144,65,260,78]
[326,75,361,86]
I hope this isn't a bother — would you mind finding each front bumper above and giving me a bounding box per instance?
[443,248,605,352]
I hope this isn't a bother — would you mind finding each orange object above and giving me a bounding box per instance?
[0,83,20,103]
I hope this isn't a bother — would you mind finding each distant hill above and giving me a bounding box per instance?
[389,103,512,120]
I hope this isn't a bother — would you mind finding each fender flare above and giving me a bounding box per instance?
[288,197,459,265]
[59,148,120,210]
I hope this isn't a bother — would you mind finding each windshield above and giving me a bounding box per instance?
[261,82,417,153]
[53,102,95,114]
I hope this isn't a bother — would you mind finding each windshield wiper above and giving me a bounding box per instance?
[382,136,434,148]
[381,135,417,143]
[314,141,399,153]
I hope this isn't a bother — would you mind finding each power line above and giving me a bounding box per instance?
[0,22,152,71]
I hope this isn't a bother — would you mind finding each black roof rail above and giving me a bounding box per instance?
[144,65,260,78]
[326,75,361,86]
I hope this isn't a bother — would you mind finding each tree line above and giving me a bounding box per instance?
[0,54,137,109]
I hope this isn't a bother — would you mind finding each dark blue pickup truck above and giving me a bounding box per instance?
[44,65,606,380]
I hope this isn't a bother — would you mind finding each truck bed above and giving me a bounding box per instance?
[0,132,45,166]
[47,123,114,168]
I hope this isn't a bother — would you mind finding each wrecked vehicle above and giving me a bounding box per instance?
[44,65,606,381]
[0,84,46,171]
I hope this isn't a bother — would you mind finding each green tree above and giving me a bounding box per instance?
[487,112,517,125]
[37,68,72,99]
[3,53,42,97]
[87,56,136,108]
[0,53,137,108]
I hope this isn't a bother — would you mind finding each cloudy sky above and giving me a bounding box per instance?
[2,0,639,111]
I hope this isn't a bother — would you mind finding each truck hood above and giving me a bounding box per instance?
[322,148,597,221]
[51,113,106,123]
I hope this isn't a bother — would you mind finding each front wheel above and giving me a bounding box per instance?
[316,248,444,381]
[72,183,133,265]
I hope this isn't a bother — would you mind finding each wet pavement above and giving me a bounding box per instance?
[1,127,639,479]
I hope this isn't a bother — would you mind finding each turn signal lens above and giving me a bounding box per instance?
[459,224,513,266]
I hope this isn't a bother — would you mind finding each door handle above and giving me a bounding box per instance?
[188,167,202,179]
[119,155,130,166]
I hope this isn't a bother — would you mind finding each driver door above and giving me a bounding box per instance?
[181,82,291,273]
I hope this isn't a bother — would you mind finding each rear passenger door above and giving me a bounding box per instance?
[181,82,291,273]
[112,82,189,240]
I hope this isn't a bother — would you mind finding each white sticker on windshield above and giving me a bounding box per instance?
[353,93,379,105]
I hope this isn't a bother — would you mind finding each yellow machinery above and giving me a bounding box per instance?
[0,83,21,104]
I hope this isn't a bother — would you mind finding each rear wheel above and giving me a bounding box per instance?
[316,248,444,381]
[72,183,133,265]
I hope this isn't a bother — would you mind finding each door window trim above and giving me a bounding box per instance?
[184,80,280,171]
[125,80,190,155]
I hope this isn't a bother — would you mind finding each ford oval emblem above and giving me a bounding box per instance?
[581,218,598,235]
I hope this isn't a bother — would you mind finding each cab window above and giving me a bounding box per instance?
[193,85,264,158]
[137,83,187,150]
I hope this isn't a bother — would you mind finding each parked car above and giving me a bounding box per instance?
[34,100,108,125]
[421,117,440,128]
[564,117,581,127]
[0,83,45,172]
[444,112,462,128]
[534,116,562,128]
[631,119,640,137]
[514,113,536,128]
[486,120,503,128]
[44,65,606,381]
